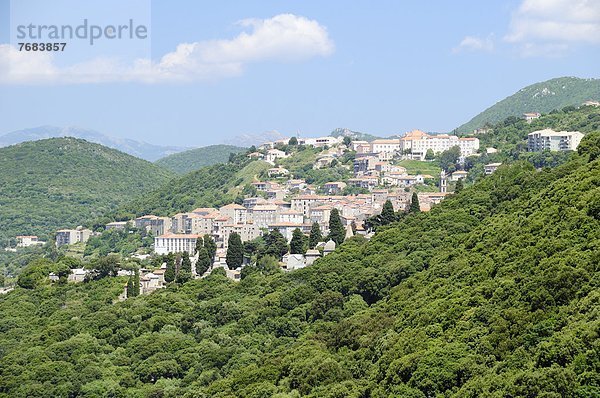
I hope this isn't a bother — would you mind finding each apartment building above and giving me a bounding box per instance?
[527,129,584,152]
[154,234,200,255]
[55,227,92,247]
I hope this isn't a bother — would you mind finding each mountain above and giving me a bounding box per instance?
[330,127,382,141]
[0,126,188,161]
[224,130,288,147]
[113,156,271,219]
[456,76,600,133]
[2,132,599,397]
[154,144,247,174]
[0,138,174,246]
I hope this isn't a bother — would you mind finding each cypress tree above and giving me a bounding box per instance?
[309,222,323,249]
[409,192,421,213]
[196,247,211,276]
[164,254,176,283]
[203,234,217,262]
[126,276,134,298]
[264,229,288,259]
[328,208,345,245]
[290,228,306,255]
[380,200,397,225]
[133,267,140,296]
[181,252,192,273]
[226,232,244,269]
[195,236,204,254]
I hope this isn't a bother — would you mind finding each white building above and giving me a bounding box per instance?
[55,228,92,247]
[484,163,502,175]
[527,129,584,152]
[219,204,248,224]
[16,235,43,247]
[266,149,288,164]
[154,234,200,255]
[399,129,480,160]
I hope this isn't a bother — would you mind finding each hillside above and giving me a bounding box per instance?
[456,77,600,133]
[1,133,598,396]
[0,138,174,246]
[154,145,247,174]
[330,127,382,142]
[112,156,270,219]
[0,126,188,161]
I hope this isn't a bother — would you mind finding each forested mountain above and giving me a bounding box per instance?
[456,77,600,133]
[1,132,598,397]
[0,126,188,161]
[111,156,270,220]
[154,145,247,174]
[0,138,174,246]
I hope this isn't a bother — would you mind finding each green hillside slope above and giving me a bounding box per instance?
[1,133,598,397]
[456,76,600,133]
[0,138,174,246]
[154,144,247,174]
[113,156,270,218]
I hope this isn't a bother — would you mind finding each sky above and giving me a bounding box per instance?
[0,0,599,147]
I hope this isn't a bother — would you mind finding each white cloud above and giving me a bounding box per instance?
[453,35,495,53]
[505,0,600,56]
[0,14,334,84]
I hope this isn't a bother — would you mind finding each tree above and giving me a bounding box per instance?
[455,178,464,193]
[425,148,435,160]
[439,145,461,172]
[164,254,176,283]
[133,267,140,296]
[328,208,345,245]
[380,200,397,225]
[196,247,211,276]
[343,136,352,146]
[226,232,244,269]
[203,234,217,262]
[263,229,289,260]
[181,252,192,273]
[309,223,323,249]
[290,228,306,255]
[288,136,298,146]
[126,277,134,298]
[409,192,420,213]
[195,236,204,255]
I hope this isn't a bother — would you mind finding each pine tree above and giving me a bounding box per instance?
[203,234,217,262]
[328,208,345,245]
[380,200,397,225]
[196,247,211,276]
[409,192,421,213]
[309,222,323,249]
[126,276,134,298]
[226,232,244,269]
[133,267,140,296]
[455,178,464,193]
[290,228,306,255]
[164,254,176,283]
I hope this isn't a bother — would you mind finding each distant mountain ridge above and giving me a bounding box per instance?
[330,127,382,142]
[155,144,247,174]
[456,76,600,133]
[0,126,189,161]
[224,130,288,147]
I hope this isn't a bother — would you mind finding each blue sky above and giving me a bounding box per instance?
[0,0,599,146]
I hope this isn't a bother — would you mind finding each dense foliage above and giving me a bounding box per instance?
[0,138,174,247]
[112,157,270,219]
[0,133,599,397]
[154,145,247,174]
[456,76,600,132]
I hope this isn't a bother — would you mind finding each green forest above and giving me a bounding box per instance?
[456,76,600,132]
[0,132,598,397]
[0,138,174,247]
[155,145,247,174]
